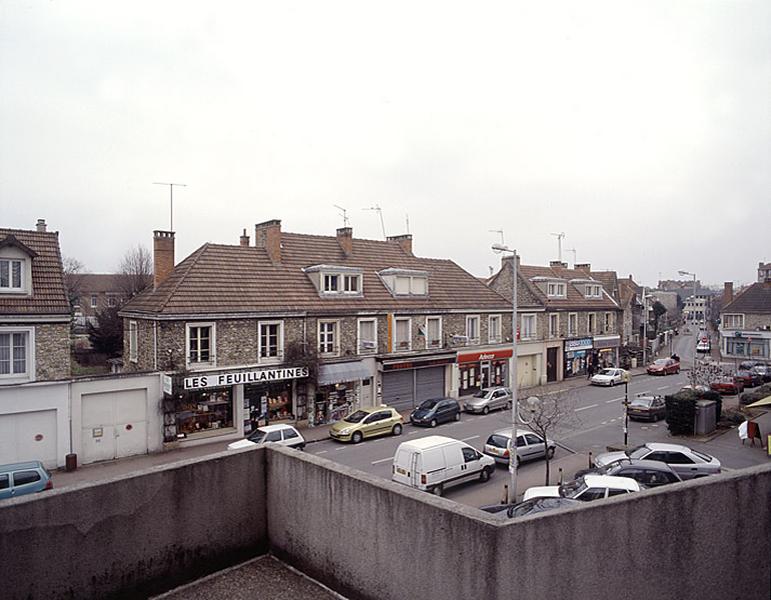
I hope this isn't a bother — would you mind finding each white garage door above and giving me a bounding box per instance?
[81,389,148,464]
[517,354,540,388]
[0,410,58,468]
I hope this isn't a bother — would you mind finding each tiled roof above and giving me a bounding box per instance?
[76,273,134,294]
[517,264,620,311]
[0,228,69,316]
[722,282,771,315]
[122,232,511,316]
[618,278,642,307]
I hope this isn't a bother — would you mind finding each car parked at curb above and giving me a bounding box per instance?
[647,358,680,376]
[574,459,682,488]
[0,461,53,500]
[409,397,461,427]
[627,393,666,422]
[750,364,771,382]
[593,443,721,480]
[462,387,511,414]
[710,376,744,395]
[523,474,642,502]
[734,370,762,388]
[483,429,556,466]
[591,368,629,387]
[329,405,403,443]
[227,424,306,451]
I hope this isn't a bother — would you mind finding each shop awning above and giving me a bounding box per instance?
[318,361,372,385]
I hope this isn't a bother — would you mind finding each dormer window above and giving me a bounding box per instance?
[323,274,339,292]
[0,234,36,295]
[304,265,364,297]
[0,258,23,291]
[379,268,429,297]
[585,284,602,298]
[547,282,566,298]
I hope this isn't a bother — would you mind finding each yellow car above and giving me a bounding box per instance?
[329,405,403,443]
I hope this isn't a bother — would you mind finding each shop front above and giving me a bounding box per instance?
[311,360,372,427]
[564,337,593,378]
[172,366,310,442]
[379,354,455,413]
[593,335,621,368]
[457,348,512,396]
[722,330,771,360]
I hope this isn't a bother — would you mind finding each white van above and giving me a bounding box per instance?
[392,435,496,496]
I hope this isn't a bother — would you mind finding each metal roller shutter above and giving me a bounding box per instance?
[382,370,414,413]
[415,366,444,403]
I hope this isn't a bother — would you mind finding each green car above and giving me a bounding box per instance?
[329,406,403,443]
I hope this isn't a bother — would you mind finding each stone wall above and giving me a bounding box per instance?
[34,322,70,380]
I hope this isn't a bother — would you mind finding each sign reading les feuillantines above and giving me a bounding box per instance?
[184,366,310,390]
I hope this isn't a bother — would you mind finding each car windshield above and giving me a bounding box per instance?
[597,369,614,376]
[418,399,439,410]
[626,445,650,459]
[631,397,653,407]
[473,390,492,399]
[247,430,268,443]
[653,359,667,365]
[344,410,368,423]
[559,479,585,498]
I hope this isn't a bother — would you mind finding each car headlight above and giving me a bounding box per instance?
[338,427,353,435]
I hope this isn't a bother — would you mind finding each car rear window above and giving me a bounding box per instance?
[486,434,509,449]
[283,429,299,440]
[691,449,713,463]
[630,398,653,407]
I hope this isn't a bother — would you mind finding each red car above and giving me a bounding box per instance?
[647,358,680,376]
[710,377,744,395]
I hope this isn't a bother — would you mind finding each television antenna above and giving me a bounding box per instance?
[153,182,186,231]
[333,204,350,227]
[489,229,505,245]
[566,247,577,267]
[363,204,387,239]
[550,232,566,262]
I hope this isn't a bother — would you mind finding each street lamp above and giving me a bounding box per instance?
[492,243,518,504]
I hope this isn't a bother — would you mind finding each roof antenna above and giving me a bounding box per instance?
[406,213,410,234]
[550,232,565,262]
[333,204,350,227]
[566,248,577,268]
[153,182,186,230]
[489,229,505,245]
[363,205,387,239]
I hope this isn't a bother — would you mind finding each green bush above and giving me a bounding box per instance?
[665,395,696,435]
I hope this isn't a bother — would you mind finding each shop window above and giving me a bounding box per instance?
[176,388,233,436]
[521,315,536,340]
[394,317,411,350]
[0,329,30,378]
[426,316,442,349]
[488,315,501,343]
[318,321,339,355]
[466,316,480,344]
[259,321,283,362]
[187,323,215,366]
[358,319,377,353]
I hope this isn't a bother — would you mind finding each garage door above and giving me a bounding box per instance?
[81,389,148,464]
[517,354,540,388]
[0,410,58,468]
[416,367,445,403]
[382,370,414,413]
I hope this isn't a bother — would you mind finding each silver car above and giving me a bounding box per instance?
[483,428,556,466]
[463,387,511,414]
[593,442,721,480]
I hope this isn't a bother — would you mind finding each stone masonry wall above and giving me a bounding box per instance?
[35,323,70,380]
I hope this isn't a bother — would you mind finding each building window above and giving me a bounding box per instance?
[187,323,215,366]
[723,314,744,329]
[568,313,578,336]
[394,317,411,350]
[466,316,480,344]
[521,314,536,340]
[90,295,98,308]
[323,274,339,292]
[549,313,559,338]
[488,315,501,343]
[0,258,24,291]
[394,275,427,295]
[588,313,597,334]
[0,330,29,377]
[426,316,442,349]
[604,312,611,332]
[585,285,602,298]
[258,321,283,361]
[108,296,117,308]
[318,320,339,355]
[547,282,565,298]
[343,274,360,293]
[358,319,377,354]
[129,321,138,363]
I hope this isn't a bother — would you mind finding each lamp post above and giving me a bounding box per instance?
[493,243,518,504]
[642,287,649,366]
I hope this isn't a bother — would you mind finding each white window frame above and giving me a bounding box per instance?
[357,318,378,354]
[323,274,339,293]
[343,274,361,293]
[547,282,565,298]
[108,296,117,308]
[394,317,412,351]
[90,295,98,308]
[604,312,612,332]
[549,313,559,338]
[426,316,442,349]
[0,326,34,382]
[588,313,597,334]
[568,313,578,336]
[488,314,502,344]
[394,275,428,296]
[318,320,340,356]
[521,314,536,340]
[186,322,216,369]
[258,320,284,363]
[0,257,25,293]
[585,284,602,299]
[129,321,138,363]
[723,314,745,329]
[466,315,480,344]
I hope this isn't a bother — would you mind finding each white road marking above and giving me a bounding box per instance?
[407,430,419,435]
[601,421,608,425]
[657,386,668,390]
[606,397,624,403]
[335,446,348,451]
[575,404,598,412]
[314,450,328,455]
[461,435,480,442]
[371,456,393,465]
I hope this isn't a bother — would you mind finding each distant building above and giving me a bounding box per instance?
[719,263,771,361]
[71,273,134,327]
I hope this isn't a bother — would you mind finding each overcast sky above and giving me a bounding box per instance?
[1,1,769,287]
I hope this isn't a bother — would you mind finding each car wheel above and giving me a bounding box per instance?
[431,484,444,497]
[480,466,492,482]
[454,412,461,422]
[483,406,490,415]
[429,419,437,428]
[547,446,556,459]
[352,431,363,444]
[392,423,403,436]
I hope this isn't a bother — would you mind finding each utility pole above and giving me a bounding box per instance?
[550,232,566,262]
[153,182,186,231]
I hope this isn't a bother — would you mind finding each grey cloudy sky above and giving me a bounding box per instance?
[1,1,769,287]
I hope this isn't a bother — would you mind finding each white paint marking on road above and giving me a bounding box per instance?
[407,430,419,435]
[657,386,668,390]
[314,450,328,455]
[575,404,599,412]
[371,456,393,465]
[606,397,624,403]
[335,446,348,451]
[461,435,480,442]
[601,421,608,425]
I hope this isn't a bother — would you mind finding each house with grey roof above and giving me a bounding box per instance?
[120,220,512,445]
[719,264,771,362]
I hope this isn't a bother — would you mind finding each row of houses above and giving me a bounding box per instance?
[719,263,771,362]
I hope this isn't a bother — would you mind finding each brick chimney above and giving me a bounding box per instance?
[336,227,353,256]
[724,281,734,306]
[387,234,413,256]
[575,263,592,274]
[501,254,521,271]
[255,219,281,264]
[153,231,175,290]
[35,218,47,232]
[549,260,568,269]
[240,228,250,247]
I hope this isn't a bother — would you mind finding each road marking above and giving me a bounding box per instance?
[657,386,668,390]
[314,450,328,455]
[601,421,608,425]
[575,404,598,412]
[461,435,480,442]
[335,446,348,451]
[606,397,624,403]
[371,456,393,465]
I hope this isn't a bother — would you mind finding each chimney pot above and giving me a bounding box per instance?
[549,260,568,269]
[36,219,47,232]
[387,234,413,256]
[336,227,353,256]
[153,230,175,290]
[575,263,592,274]
[240,228,250,247]
[255,219,282,263]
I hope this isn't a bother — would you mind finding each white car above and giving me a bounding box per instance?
[523,474,641,502]
[590,368,628,387]
[227,424,306,451]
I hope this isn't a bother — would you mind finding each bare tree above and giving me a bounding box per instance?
[118,245,153,299]
[518,390,578,485]
[62,256,86,311]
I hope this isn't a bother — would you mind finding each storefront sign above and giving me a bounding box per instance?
[458,348,513,364]
[184,366,309,390]
[564,337,593,352]
[592,335,620,349]
[383,356,456,371]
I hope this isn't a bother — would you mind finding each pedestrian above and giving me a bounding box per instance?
[587,359,595,380]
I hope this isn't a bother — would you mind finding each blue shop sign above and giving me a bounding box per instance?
[564,337,593,352]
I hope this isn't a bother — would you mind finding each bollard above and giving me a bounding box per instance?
[588,451,593,468]
[502,484,509,505]
[558,467,563,485]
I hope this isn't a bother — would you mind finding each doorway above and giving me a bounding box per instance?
[547,347,558,382]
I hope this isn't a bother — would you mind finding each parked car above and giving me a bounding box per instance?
[627,393,666,421]
[483,429,556,466]
[410,397,461,427]
[646,358,680,376]
[574,459,682,487]
[734,370,762,388]
[505,497,582,518]
[750,364,771,382]
[696,340,711,353]
[462,387,511,414]
[392,435,495,496]
[593,442,721,480]
[710,376,744,395]
[523,474,641,502]
[329,406,403,443]
[0,461,53,500]
[739,360,763,370]
[227,424,306,451]
[680,384,710,393]
[590,368,629,387]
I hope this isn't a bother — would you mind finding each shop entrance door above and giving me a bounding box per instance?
[547,348,558,382]
[480,362,491,389]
